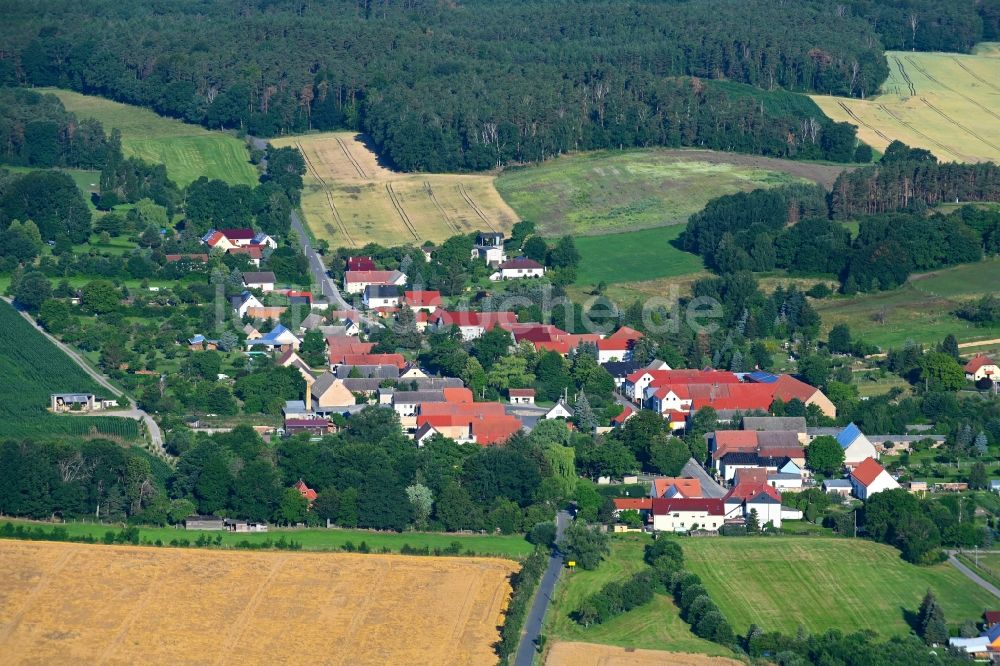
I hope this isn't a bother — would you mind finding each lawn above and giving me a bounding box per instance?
[682,537,997,636]
[812,47,1000,163]
[496,148,842,237]
[46,88,258,187]
[1,518,534,559]
[543,534,736,658]
[574,226,705,287]
[816,258,1000,349]
[2,165,102,210]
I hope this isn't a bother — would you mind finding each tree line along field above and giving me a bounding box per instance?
[270,132,518,248]
[682,537,997,637]
[0,540,517,664]
[811,46,1000,164]
[816,257,1000,348]
[47,88,259,188]
[0,301,141,442]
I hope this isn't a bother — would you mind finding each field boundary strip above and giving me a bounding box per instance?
[457,183,498,232]
[297,142,357,247]
[385,182,421,241]
[903,55,1000,122]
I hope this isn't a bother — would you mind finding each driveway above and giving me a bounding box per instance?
[514,509,570,666]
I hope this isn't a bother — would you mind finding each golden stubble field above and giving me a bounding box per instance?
[812,46,1000,163]
[546,641,745,666]
[0,540,518,665]
[270,132,518,248]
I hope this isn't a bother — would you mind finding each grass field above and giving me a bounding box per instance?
[46,88,258,187]
[543,535,736,658]
[0,540,516,664]
[574,226,705,286]
[2,518,534,558]
[812,46,1000,163]
[497,148,844,238]
[0,300,141,441]
[270,132,518,248]
[816,258,1000,348]
[682,537,997,636]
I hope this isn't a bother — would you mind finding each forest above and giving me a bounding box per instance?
[5,0,975,169]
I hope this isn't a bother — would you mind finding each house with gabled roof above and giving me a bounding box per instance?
[611,405,635,428]
[491,257,545,281]
[850,457,899,500]
[544,400,573,420]
[435,310,518,341]
[650,477,702,499]
[651,497,726,532]
[310,371,356,411]
[471,231,506,266]
[245,324,300,351]
[835,422,878,466]
[293,479,318,504]
[232,290,264,318]
[597,326,644,363]
[724,481,785,527]
[243,271,277,292]
[965,354,999,382]
[612,497,653,521]
[403,290,442,312]
[344,270,406,294]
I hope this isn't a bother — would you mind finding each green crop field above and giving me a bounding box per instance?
[543,535,736,657]
[0,518,534,559]
[816,258,1000,349]
[574,226,705,287]
[813,45,1000,163]
[46,88,258,187]
[496,148,844,237]
[683,537,997,636]
[0,300,141,441]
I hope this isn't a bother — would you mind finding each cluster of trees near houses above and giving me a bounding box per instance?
[681,144,1000,293]
[11,1,978,169]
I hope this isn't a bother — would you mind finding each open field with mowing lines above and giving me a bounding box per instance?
[0,540,517,664]
[574,226,705,287]
[543,536,736,658]
[496,149,843,237]
[46,88,258,187]
[816,257,1000,348]
[682,537,997,636]
[812,46,1000,163]
[270,132,518,248]
[546,642,744,666]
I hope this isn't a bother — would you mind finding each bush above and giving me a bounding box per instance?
[573,570,655,625]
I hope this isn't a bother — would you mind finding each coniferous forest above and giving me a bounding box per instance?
[1,0,993,171]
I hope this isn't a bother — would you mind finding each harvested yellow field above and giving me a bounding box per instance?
[271,132,518,248]
[0,540,517,665]
[812,46,1000,163]
[546,641,746,666]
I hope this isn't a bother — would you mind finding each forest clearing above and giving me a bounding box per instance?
[0,540,517,665]
[270,132,518,247]
[812,47,1000,163]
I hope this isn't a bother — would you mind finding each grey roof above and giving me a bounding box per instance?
[601,361,641,378]
[311,372,340,397]
[806,427,842,437]
[868,434,946,443]
[823,479,852,488]
[300,313,325,329]
[342,378,381,392]
[743,416,807,433]
[748,492,781,505]
[767,472,802,481]
[721,452,790,467]
[392,390,446,404]
[410,377,464,390]
[756,432,804,449]
[335,365,399,380]
[243,271,276,284]
[364,284,401,298]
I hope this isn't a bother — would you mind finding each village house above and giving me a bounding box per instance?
[347,256,377,271]
[491,257,545,281]
[276,349,315,383]
[651,498,726,532]
[283,418,331,437]
[822,479,853,496]
[508,388,535,405]
[612,497,653,521]
[723,480,795,528]
[245,324,300,352]
[850,457,900,500]
[343,269,407,294]
[807,422,879,467]
[965,354,999,382]
[502,323,601,355]
[596,326,644,363]
[310,372,358,411]
[544,400,573,420]
[741,416,808,443]
[363,284,401,309]
[434,310,518,341]
[470,231,507,266]
[187,334,220,351]
[50,393,118,413]
[611,405,635,428]
[649,477,702,499]
[232,291,264,318]
[292,479,318,505]
[228,245,264,266]
[243,271,277,292]
[403,290,442,312]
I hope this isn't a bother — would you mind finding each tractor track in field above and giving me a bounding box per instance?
[837,101,890,142]
[424,181,462,234]
[297,142,357,248]
[457,183,497,232]
[385,182,420,241]
[951,56,1000,93]
[892,56,917,96]
[904,55,1000,122]
[336,137,368,179]
[876,103,967,162]
[919,97,1000,153]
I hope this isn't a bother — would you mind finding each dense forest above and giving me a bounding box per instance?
[0,0,924,169]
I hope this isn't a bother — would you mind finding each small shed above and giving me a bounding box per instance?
[185,515,226,531]
[508,388,536,405]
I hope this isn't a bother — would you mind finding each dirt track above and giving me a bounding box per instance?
[546,641,745,666]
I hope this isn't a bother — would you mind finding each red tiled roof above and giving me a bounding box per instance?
[770,374,820,403]
[651,497,725,516]
[219,228,256,240]
[715,430,760,447]
[965,355,997,373]
[984,611,1000,627]
[509,388,536,397]
[733,468,769,485]
[611,406,634,425]
[443,387,474,403]
[228,245,263,259]
[404,290,442,307]
[348,256,376,271]
[500,258,544,270]
[340,353,406,369]
[418,402,507,418]
[203,230,226,247]
[613,498,653,511]
[292,479,319,501]
[328,310,361,323]
[850,457,886,487]
[651,478,702,498]
[345,270,399,284]
[471,415,523,445]
[626,368,741,385]
[608,326,643,341]
[725,481,781,503]
[437,311,518,329]
[246,306,286,319]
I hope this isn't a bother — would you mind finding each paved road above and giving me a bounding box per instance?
[681,458,728,498]
[7,299,166,455]
[515,510,570,666]
[947,551,1000,598]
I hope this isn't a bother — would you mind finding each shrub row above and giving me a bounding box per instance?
[573,570,655,625]
[497,547,549,663]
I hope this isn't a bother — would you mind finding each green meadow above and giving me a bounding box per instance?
[574,225,705,287]
[47,88,258,187]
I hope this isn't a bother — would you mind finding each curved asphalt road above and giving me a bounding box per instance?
[515,510,571,666]
[947,550,1000,598]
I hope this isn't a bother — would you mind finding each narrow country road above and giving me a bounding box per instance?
[947,551,1000,599]
[515,509,570,666]
[681,458,728,498]
[6,298,166,456]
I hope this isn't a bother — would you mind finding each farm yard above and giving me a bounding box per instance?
[0,301,141,442]
[812,46,1000,163]
[47,88,259,187]
[816,257,1000,349]
[270,132,518,248]
[0,540,517,664]
[682,537,997,637]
